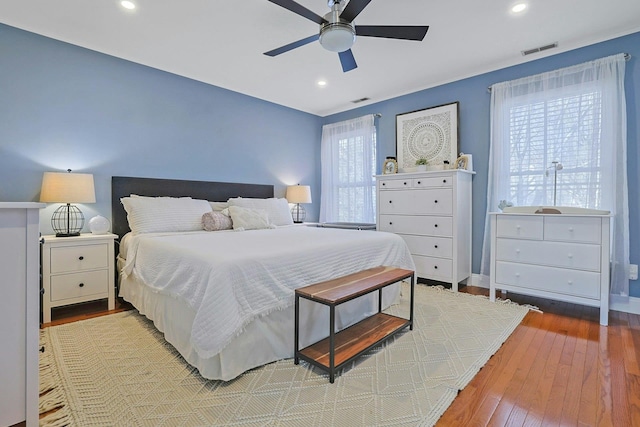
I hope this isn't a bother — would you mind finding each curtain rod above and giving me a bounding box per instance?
[486,53,631,93]
[374,113,382,118]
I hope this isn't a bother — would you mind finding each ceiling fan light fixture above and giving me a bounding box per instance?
[319,22,356,52]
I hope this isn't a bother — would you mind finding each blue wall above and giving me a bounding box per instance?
[323,31,640,297]
[0,23,322,233]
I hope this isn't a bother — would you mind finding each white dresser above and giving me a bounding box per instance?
[489,213,611,325]
[376,170,473,291]
[0,202,43,427]
[41,233,117,323]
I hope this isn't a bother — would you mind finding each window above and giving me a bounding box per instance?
[506,87,604,208]
[320,115,377,223]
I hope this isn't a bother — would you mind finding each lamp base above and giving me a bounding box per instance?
[55,232,81,237]
[291,204,307,223]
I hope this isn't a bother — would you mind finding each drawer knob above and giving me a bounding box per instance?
[417,181,421,184]
[568,253,573,258]
[434,200,438,203]
[516,249,520,253]
[434,224,438,228]
[389,222,393,225]
[568,280,573,285]
[434,245,438,249]
[443,179,447,183]
[382,182,386,186]
[403,182,407,185]
[569,227,574,232]
[79,256,84,260]
[78,283,85,288]
[515,273,520,278]
[434,265,438,269]
[389,200,392,204]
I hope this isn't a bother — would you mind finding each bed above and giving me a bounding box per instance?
[112,176,415,381]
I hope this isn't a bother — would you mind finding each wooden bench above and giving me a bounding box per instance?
[294,266,415,383]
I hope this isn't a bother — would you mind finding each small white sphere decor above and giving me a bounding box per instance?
[89,215,110,234]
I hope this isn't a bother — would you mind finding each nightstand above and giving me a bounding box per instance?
[41,233,117,323]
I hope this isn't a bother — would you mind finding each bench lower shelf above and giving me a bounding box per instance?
[297,312,410,371]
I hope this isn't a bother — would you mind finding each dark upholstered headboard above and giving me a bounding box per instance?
[111,176,274,240]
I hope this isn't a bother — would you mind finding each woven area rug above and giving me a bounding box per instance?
[39,284,528,426]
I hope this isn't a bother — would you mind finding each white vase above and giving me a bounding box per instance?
[416,165,427,172]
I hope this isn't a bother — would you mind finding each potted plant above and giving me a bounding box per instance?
[415,157,428,171]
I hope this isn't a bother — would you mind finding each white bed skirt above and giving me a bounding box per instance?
[118,260,401,381]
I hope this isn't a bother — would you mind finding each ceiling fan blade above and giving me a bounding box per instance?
[339,49,358,72]
[340,0,372,22]
[267,0,327,25]
[355,25,429,41]
[264,34,319,57]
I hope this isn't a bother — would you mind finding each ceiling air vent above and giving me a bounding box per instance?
[351,97,370,104]
[521,42,558,56]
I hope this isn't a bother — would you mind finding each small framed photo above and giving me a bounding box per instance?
[455,154,469,170]
[382,157,398,174]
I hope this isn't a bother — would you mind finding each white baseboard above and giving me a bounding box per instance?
[466,274,640,315]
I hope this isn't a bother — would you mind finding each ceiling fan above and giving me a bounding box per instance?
[264,0,429,72]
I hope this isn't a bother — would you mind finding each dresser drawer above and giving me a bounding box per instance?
[495,261,600,299]
[495,238,601,272]
[413,256,453,281]
[412,176,452,188]
[379,189,452,215]
[49,270,109,302]
[379,215,453,237]
[50,243,109,273]
[378,178,412,189]
[400,235,453,258]
[496,215,543,240]
[543,216,602,244]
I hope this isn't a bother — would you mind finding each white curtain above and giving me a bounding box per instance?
[481,53,629,296]
[320,114,377,223]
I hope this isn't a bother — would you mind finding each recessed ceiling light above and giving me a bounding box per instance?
[121,1,136,10]
[317,80,327,87]
[511,3,527,13]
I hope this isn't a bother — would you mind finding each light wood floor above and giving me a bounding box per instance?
[42,286,640,427]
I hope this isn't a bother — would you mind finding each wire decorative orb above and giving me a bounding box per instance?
[51,204,84,237]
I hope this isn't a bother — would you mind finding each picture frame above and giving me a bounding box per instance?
[382,157,398,174]
[455,154,469,170]
[396,102,459,172]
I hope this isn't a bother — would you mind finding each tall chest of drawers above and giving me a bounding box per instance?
[489,213,611,325]
[376,170,473,291]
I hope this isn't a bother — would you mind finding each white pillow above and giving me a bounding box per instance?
[209,201,229,212]
[227,197,293,226]
[227,206,275,230]
[121,196,212,234]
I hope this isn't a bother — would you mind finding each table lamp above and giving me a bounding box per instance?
[286,185,312,223]
[40,169,96,237]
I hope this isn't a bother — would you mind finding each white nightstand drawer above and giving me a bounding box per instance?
[544,216,602,244]
[50,270,109,302]
[379,215,453,237]
[495,261,600,299]
[50,243,109,273]
[495,238,601,272]
[400,234,453,258]
[413,255,453,281]
[496,215,543,240]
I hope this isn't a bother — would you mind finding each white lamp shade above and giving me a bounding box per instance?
[286,185,312,204]
[40,171,96,203]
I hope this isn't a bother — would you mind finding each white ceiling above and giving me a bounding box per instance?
[2,0,640,116]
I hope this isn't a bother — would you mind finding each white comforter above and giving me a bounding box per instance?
[122,226,414,359]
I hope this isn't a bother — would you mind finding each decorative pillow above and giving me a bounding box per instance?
[209,201,229,212]
[227,197,293,226]
[202,211,233,231]
[227,206,275,230]
[121,196,212,234]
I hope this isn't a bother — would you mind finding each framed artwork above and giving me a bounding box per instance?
[396,102,459,172]
[455,154,468,170]
[382,157,398,174]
